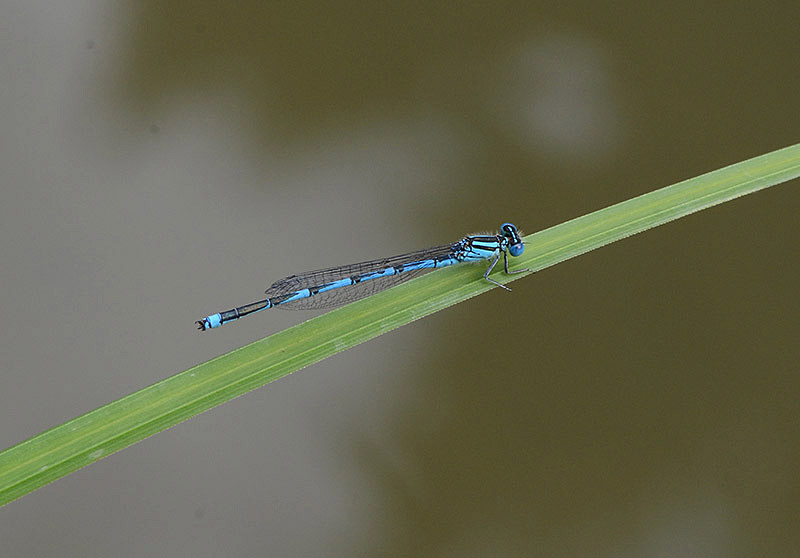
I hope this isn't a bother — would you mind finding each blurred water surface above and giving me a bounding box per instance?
[1,2,798,556]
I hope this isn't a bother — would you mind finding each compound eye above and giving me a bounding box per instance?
[501,222,516,234]
[509,242,524,257]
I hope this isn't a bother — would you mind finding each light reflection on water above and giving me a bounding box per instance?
[1,2,799,556]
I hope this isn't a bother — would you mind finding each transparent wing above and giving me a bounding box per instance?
[265,243,457,310]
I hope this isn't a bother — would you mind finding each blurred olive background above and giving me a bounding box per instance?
[1,2,799,556]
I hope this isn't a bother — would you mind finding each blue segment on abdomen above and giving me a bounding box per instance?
[317,278,353,293]
[282,289,312,303]
[401,259,438,272]
[357,267,398,282]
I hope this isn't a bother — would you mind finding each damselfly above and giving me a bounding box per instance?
[196,222,530,330]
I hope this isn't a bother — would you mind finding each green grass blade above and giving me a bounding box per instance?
[1,143,798,506]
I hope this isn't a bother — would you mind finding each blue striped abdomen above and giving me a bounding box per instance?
[197,224,526,330]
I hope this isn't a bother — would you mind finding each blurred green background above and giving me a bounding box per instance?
[1,2,798,556]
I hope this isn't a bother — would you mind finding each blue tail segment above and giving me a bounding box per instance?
[196,222,529,331]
